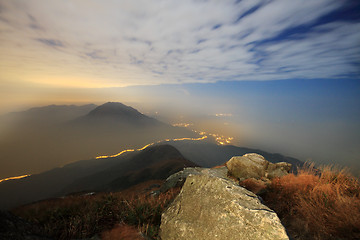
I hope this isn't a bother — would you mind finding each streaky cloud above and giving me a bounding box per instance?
[36,38,64,48]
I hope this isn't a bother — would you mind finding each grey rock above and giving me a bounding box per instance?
[160,174,288,240]
[159,167,204,192]
[226,153,291,180]
[226,153,268,179]
[266,162,292,179]
[200,166,229,179]
[160,166,235,193]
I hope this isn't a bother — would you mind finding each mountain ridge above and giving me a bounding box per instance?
[0,102,195,179]
[0,144,197,210]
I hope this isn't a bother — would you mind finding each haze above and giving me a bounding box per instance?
[0,1,359,176]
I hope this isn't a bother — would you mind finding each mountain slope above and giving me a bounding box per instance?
[63,144,198,193]
[0,102,196,179]
[73,102,165,127]
[0,144,197,210]
[0,137,303,210]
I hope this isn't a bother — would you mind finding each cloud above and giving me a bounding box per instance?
[0,0,359,87]
[36,38,64,48]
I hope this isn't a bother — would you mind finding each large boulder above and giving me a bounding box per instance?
[160,174,289,240]
[266,162,292,179]
[159,166,231,193]
[159,167,203,193]
[226,153,291,180]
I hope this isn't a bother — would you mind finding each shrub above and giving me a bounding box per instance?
[263,163,360,240]
[13,188,180,239]
[102,223,145,240]
[239,178,268,194]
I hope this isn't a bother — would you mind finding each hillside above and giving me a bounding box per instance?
[0,144,197,210]
[8,157,359,240]
[0,134,304,210]
[0,102,196,179]
[62,144,198,193]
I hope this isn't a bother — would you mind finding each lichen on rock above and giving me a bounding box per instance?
[160,174,289,240]
[226,153,292,181]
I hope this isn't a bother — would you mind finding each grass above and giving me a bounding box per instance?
[12,163,360,240]
[101,223,145,240]
[262,163,360,240]
[12,186,180,240]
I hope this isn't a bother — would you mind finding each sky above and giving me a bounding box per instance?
[0,0,359,172]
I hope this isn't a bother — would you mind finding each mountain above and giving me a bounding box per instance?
[63,144,198,193]
[0,104,97,134]
[74,102,164,126]
[10,104,97,123]
[0,144,197,210]
[0,135,303,210]
[0,102,196,179]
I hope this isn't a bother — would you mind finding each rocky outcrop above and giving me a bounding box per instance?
[226,153,291,181]
[160,153,292,194]
[160,153,292,240]
[160,174,289,240]
[159,167,203,192]
[159,166,230,193]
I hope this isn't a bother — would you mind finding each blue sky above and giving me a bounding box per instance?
[0,0,359,172]
[0,0,359,91]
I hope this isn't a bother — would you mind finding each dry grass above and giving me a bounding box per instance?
[12,187,181,240]
[239,178,268,194]
[102,223,145,240]
[211,163,226,169]
[263,163,360,240]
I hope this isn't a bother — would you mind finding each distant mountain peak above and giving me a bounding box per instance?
[87,102,144,118]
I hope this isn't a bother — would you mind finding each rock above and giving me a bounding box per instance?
[226,153,291,180]
[159,167,203,192]
[159,167,233,193]
[160,174,289,240]
[226,153,268,180]
[266,162,292,179]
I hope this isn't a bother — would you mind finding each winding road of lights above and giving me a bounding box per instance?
[0,126,234,183]
[96,126,235,160]
[0,174,30,183]
[96,135,208,159]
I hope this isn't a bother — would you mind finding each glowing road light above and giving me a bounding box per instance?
[0,131,234,181]
[0,174,30,183]
[95,129,235,160]
[215,113,232,117]
[172,123,193,128]
[0,126,235,182]
[96,135,208,159]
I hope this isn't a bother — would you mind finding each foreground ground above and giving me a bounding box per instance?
[9,164,360,240]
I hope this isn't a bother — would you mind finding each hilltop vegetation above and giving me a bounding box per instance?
[10,163,360,240]
[12,182,180,240]
[262,164,360,240]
